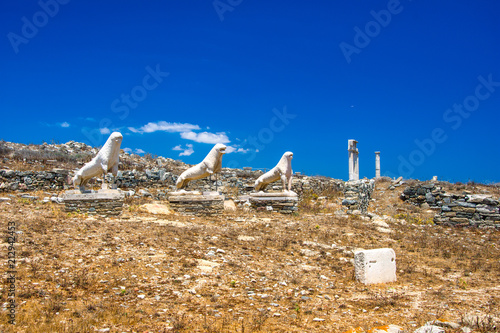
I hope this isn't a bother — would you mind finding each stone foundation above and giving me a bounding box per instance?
[62,189,125,216]
[249,192,299,214]
[168,191,224,216]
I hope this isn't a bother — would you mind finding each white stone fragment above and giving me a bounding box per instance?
[414,325,444,333]
[354,248,396,285]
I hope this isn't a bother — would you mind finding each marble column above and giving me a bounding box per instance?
[348,140,359,181]
[375,151,380,178]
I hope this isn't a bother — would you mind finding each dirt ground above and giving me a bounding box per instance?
[0,181,499,332]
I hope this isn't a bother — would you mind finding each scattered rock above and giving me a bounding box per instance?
[140,203,172,215]
[300,249,320,257]
[139,189,152,197]
[224,199,237,211]
[414,325,444,333]
[237,235,255,242]
[196,259,220,273]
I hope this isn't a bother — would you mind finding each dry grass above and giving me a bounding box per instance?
[0,184,499,332]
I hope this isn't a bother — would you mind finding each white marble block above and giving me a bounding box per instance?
[354,248,396,285]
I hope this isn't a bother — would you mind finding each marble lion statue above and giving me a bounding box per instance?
[72,132,123,191]
[254,151,294,192]
[176,143,227,190]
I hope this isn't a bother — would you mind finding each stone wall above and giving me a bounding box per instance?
[401,183,500,229]
[0,169,71,191]
[400,183,444,209]
[342,179,375,213]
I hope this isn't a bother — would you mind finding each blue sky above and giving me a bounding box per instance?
[1,0,499,183]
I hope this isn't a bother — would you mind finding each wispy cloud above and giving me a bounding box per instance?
[225,145,250,154]
[123,147,146,155]
[128,121,200,134]
[128,120,231,145]
[100,127,111,135]
[78,117,96,122]
[180,131,230,144]
[173,144,194,156]
[41,121,71,128]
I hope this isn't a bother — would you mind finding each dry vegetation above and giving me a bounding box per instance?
[0,181,499,332]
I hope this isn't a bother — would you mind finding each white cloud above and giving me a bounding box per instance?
[225,145,250,154]
[123,147,145,154]
[128,121,200,134]
[100,127,111,135]
[172,143,194,156]
[60,122,70,128]
[180,131,230,144]
[128,120,231,145]
[225,146,237,154]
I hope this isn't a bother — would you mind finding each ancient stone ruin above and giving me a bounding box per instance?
[249,151,298,214]
[342,179,375,214]
[64,132,125,216]
[348,139,359,181]
[401,182,500,228]
[168,143,227,216]
[375,151,381,178]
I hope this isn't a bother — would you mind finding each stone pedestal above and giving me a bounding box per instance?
[249,191,298,214]
[62,189,125,216]
[168,191,224,216]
